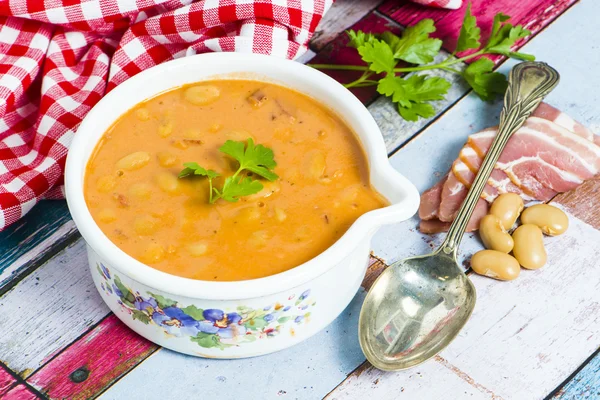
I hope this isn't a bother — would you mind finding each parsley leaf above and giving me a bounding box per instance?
[180,139,278,204]
[377,75,412,107]
[178,162,219,179]
[399,102,436,121]
[309,9,536,122]
[347,30,377,48]
[219,138,279,182]
[485,14,534,61]
[462,58,508,101]
[379,31,401,53]
[217,176,264,202]
[357,39,396,74]
[391,19,442,65]
[455,3,480,53]
[489,13,510,43]
[377,74,451,121]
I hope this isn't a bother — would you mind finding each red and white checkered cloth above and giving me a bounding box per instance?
[0,0,458,231]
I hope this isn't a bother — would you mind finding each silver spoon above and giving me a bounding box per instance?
[359,61,560,371]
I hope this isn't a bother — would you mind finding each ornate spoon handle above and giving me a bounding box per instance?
[440,62,560,257]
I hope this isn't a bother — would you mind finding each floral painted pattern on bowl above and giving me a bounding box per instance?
[96,263,315,349]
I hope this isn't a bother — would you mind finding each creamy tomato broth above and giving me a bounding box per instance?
[84,80,387,281]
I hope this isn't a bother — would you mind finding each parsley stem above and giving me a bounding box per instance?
[311,50,487,76]
[345,82,377,88]
[307,64,370,71]
[344,71,375,88]
[208,178,214,203]
[440,66,462,74]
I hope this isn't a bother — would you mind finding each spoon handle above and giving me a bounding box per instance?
[440,61,560,257]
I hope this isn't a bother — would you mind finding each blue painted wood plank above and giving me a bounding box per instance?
[0,201,75,292]
[100,291,367,400]
[553,351,600,399]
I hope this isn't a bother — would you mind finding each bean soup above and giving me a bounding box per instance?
[84,80,387,281]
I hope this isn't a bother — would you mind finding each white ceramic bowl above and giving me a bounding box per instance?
[65,53,419,358]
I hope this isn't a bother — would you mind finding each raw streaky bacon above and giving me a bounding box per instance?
[419,175,447,221]
[419,198,488,233]
[418,103,600,233]
[460,141,556,201]
[439,172,468,222]
[452,158,499,201]
[458,144,540,200]
[418,171,485,232]
[469,117,600,192]
[532,102,595,142]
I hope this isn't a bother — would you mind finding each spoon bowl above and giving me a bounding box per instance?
[359,251,476,370]
[358,61,560,371]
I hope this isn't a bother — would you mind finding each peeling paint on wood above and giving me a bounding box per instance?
[310,0,385,51]
[27,314,158,400]
[361,259,387,291]
[0,239,109,376]
[0,201,75,292]
[1,384,40,400]
[0,364,17,397]
[553,351,600,399]
[553,176,600,230]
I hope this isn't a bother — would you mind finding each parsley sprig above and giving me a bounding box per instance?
[179,138,278,204]
[309,4,534,121]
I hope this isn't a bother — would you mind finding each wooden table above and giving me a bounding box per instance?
[1,1,599,398]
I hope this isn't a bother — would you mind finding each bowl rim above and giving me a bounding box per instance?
[65,52,419,300]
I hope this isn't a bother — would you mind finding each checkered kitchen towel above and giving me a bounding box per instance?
[0,0,459,231]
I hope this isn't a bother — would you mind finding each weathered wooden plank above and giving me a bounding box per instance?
[310,0,385,51]
[0,201,75,293]
[552,350,600,399]
[325,357,486,399]
[0,364,17,397]
[378,0,578,61]
[0,239,109,377]
[97,289,370,400]
[2,384,41,400]
[329,1,600,398]
[309,12,402,104]
[295,49,316,65]
[553,176,600,230]
[27,315,157,400]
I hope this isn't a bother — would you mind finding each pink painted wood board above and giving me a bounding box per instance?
[378,0,578,62]
[309,12,402,104]
[27,315,157,400]
[2,384,39,400]
[0,365,17,397]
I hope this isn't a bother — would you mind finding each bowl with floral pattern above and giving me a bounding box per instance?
[65,52,419,358]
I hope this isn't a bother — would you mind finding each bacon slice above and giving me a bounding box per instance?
[419,198,488,233]
[468,117,600,192]
[532,102,595,142]
[418,104,600,234]
[458,144,539,199]
[419,175,446,221]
